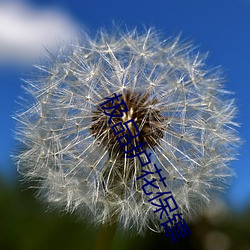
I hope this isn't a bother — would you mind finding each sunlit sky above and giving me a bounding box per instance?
[0,0,249,210]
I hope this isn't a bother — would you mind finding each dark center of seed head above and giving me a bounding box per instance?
[90,90,165,158]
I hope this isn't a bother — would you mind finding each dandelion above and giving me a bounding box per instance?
[14,27,239,239]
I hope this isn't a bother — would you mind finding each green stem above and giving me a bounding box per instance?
[94,220,117,250]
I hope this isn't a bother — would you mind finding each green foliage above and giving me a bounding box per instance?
[1,177,250,250]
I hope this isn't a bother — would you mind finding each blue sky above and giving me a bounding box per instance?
[0,0,249,210]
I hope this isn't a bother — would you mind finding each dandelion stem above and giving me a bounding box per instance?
[94,220,117,250]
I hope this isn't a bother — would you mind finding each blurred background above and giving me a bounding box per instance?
[0,0,250,249]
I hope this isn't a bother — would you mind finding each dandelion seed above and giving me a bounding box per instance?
[14,27,240,234]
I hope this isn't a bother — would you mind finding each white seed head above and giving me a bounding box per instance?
[14,27,240,234]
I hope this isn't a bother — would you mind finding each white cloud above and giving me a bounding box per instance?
[0,1,78,65]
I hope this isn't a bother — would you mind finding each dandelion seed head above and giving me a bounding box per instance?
[14,27,240,234]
